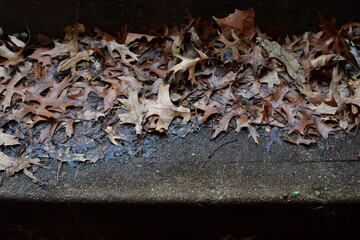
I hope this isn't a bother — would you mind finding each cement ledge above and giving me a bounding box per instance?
[1,129,359,204]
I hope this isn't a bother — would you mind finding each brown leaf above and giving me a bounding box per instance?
[310,54,345,69]
[0,35,26,67]
[194,99,226,122]
[0,62,32,111]
[258,37,306,84]
[210,105,259,144]
[213,8,256,39]
[0,128,20,146]
[57,50,94,72]
[100,39,138,66]
[238,45,267,74]
[307,102,338,115]
[118,89,147,134]
[42,23,85,58]
[145,83,191,132]
[125,32,157,44]
[104,126,126,146]
[28,48,52,66]
[168,49,209,85]
[213,33,243,61]
[0,151,15,171]
[259,69,281,92]
[23,75,78,119]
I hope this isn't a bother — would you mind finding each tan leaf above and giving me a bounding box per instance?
[307,102,338,115]
[57,50,94,72]
[168,49,209,85]
[145,83,191,132]
[259,69,281,92]
[118,89,147,134]
[28,47,52,65]
[258,37,305,83]
[0,62,33,111]
[238,45,267,74]
[5,157,41,177]
[0,151,15,172]
[213,8,256,39]
[125,32,157,44]
[0,35,26,66]
[100,39,138,66]
[42,23,85,57]
[213,33,242,61]
[0,151,41,179]
[104,126,126,146]
[0,128,20,146]
[310,54,345,69]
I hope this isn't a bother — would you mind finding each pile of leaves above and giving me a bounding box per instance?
[0,8,360,181]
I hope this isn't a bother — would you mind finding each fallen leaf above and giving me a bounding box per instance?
[258,37,306,83]
[213,8,256,39]
[100,39,138,66]
[118,89,147,134]
[145,83,191,132]
[168,49,209,85]
[125,32,157,44]
[0,128,20,146]
[57,50,94,72]
[0,35,26,66]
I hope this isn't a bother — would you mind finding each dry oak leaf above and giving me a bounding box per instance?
[104,126,127,146]
[258,37,306,84]
[259,68,281,92]
[23,75,77,119]
[118,89,148,134]
[210,105,259,144]
[0,151,14,172]
[194,98,226,122]
[42,23,85,58]
[213,33,243,61]
[0,64,31,111]
[145,83,191,132]
[28,48,52,66]
[213,8,256,40]
[0,128,20,146]
[125,32,157,44]
[306,102,338,115]
[0,35,26,67]
[100,39,138,66]
[310,54,345,69]
[238,45,267,74]
[57,50,94,72]
[169,49,209,85]
[0,151,42,183]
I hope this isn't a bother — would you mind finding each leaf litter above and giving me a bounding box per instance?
[0,9,360,182]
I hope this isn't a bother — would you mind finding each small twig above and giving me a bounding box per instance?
[208,139,238,159]
[0,172,5,187]
[75,0,81,23]
[56,161,63,184]
[289,144,299,158]
[215,128,234,143]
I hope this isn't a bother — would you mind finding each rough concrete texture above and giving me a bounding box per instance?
[0,0,359,36]
[1,129,359,204]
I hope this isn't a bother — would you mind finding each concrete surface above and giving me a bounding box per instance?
[1,129,359,203]
[1,0,360,36]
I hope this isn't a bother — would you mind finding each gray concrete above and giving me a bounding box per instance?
[1,129,360,203]
[1,0,360,36]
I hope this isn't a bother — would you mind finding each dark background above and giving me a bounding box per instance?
[0,0,360,37]
[0,202,359,239]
